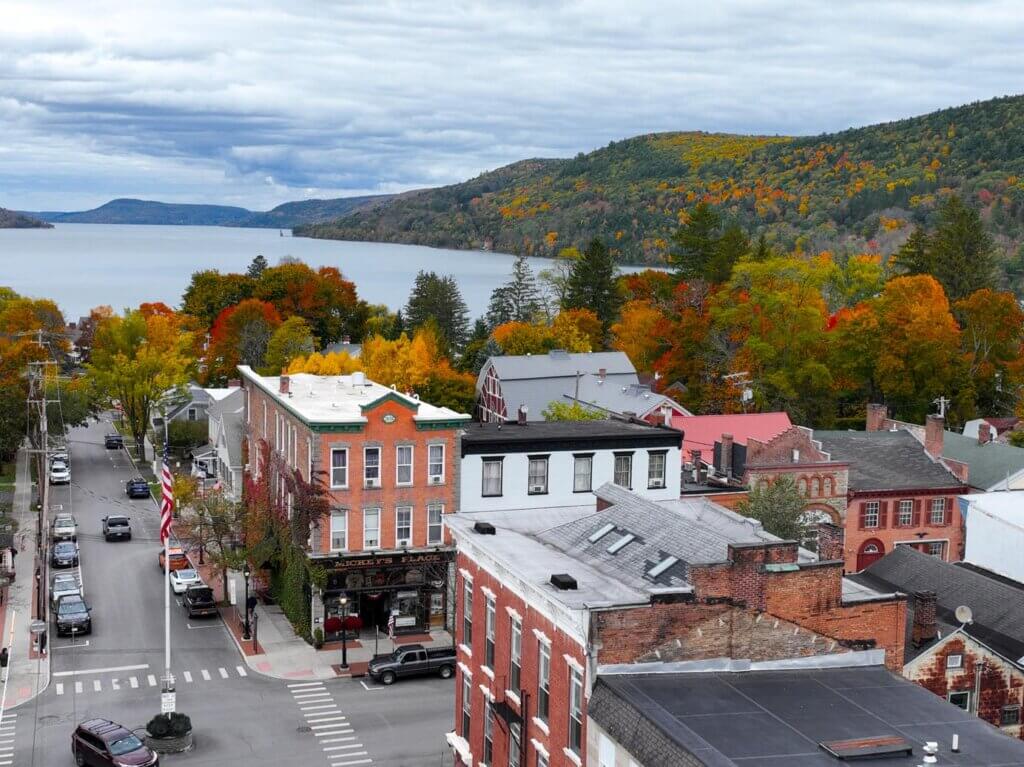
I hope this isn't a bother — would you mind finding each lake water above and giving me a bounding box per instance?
[0,224,641,321]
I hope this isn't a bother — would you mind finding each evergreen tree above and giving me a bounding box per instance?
[246,254,269,279]
[891,227,933,276]
[670,202,721,281]
[473,337,502,375]
[708,223,750,283]
[563,238,621,331]
[459,318,491,373]
[930,196,998,302]
[404,271,470,355]
[486,255,545,328]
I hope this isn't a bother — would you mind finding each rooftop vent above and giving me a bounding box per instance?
[352,371,366,387]
[607,533,636,554]
[473,521,496,535]
[588,523,616,543]
[548,349,569,359]
[818,735,912,760]
[550,573,577,590]
[647,556,679,578]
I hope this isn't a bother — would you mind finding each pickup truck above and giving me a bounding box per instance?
[366,644,456,685]
[182,585,218,618]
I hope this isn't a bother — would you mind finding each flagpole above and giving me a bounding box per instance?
[160,439,175,712]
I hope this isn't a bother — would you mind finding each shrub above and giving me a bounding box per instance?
[146,712,192,738]
[313,627,324,648]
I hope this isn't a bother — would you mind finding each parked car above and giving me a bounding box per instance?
[49,460,71,485]
[102,515,132,541]
[366,644,456,685]
[52,513,78,541]
[104,433,124,449]
[71,718,159,766]
[50,449,69,465]
[51,540,80,568]
[55,594,92,636]
[125,477,151,499]
[182,585,217,618]
[169,568,203,595]
[158,547,190,572]
[51,573,82,609]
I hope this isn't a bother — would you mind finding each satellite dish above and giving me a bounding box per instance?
[955,605,974,625]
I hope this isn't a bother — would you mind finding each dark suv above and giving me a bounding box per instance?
[103,515,132,541]
[104,433,124,449]
[126,477,150,499]
[51,540,79,567]
[72,718,158,766]
[55,594,92,637]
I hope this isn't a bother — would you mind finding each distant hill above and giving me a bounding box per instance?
[295,94,1024,271]
[32,194,394,229]
[0,207,52,228]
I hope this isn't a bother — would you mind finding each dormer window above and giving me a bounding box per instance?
[607,533,635,554]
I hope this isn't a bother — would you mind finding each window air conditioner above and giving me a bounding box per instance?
[430,475,442,484]
[366,478,380,488]
[530,484,546,494]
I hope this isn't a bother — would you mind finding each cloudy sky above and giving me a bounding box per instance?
[2,0,1022,211]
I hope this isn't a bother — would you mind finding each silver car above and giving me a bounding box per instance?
[51,573,81,609]
[49,461,71,485]
[52,514,78,541]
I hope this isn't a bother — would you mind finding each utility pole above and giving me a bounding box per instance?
[933,395,950,418]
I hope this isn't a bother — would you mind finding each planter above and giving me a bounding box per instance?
[144,730,194,754]
[144,712,194,753]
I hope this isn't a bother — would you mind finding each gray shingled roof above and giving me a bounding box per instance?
[485,350,635,381]
[855,546,1024,665]
[941,431,1024,490]
[814,430,963,492]
[222,410,244,468]
[564,374,687,418]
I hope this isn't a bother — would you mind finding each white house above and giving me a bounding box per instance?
[459,417,683,514]
[960,491,1024,583]
[192,387,245,498]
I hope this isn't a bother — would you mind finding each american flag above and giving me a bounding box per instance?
[160,451,174,545]
[387,611,395,640]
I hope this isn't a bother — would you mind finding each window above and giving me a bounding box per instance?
[330,511,347,552]
[483,702,494,765]
[647,451,667,489]
[536,755,548,767]
[363,508,380,549]
[482,458,503,497]
[898,499,913,526]
[948,691,970,710]
[613,453,633,488]
[931,498,946,524]
[364,447,381,485]
[187,407,197,421]
[573,454,593,492]
[946,654,963,669]
[395,506,412,546]
[928,541,945,557]
[330,449,348,488]
[485,597,496,668]
[428,444,445,482]
[461,674,472,738]
[568,665,584,755]
[1001,706,1021,726]
[528,456,549,494]
[462,579,473,646]
[537,640,550,723]
[864,501,880,528]
[508,722,521,767]
[396,445,413,486]
[427,504,444,545]
[509,617,522,691]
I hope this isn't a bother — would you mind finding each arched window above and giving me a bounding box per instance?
[798,478,807,494]
[824,477,833,495]
[811,477,821,496]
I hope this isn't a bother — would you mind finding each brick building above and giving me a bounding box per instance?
[238,367,470,638]
[852,545,1024,740]
[445,483,906,767]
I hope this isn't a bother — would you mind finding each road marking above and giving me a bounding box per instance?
[53,640,90,649]
[93,680,102,692]
[147,675,157,687]
[54,663,149,677]
[55,683,64,695]
[183,671,192,683]
[330,757,370,766]
[300,703,336,711]
[288,681,324,689]
[74,681,83,694]
[201,669,211,681]
[307,715,348,724]
[236,665,247,677]
[313,726,354,733]
[129,677,139,689]
[293,692,332,700]
[218,667,229,679]
[320,736,356,744]
[359,681,383,692]
[325,743,363,751]
[111,678,120,690]
[186,623,220,630]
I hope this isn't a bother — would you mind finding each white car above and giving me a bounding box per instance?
[51,573,81,609]
[169,568,204,595]
[49,461,71,485]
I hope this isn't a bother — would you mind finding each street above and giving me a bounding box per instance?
[8,419,455,767]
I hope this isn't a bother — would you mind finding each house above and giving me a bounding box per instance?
[153,382,237,428]
[192,387,245,498]
[960,491,1024,583]
[588,654,1024,766]
[964,416,1022,444]
[475,350,690,424]
[239,366,471,638]
[445,483,906,767]
[851,545,1024,740]
[459,418,683,515]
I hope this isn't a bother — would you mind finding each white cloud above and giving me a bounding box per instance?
[1,0,1022,210]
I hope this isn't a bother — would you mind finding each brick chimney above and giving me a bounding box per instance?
[228,378,241,389]
[925,414,944,458]
[978,422,992,445]
[817,522,845,563]
[866,403,888,432]
[720,433,734,479]
[911,590,938,647]
[279,375,290,395]
[598,367,607,383]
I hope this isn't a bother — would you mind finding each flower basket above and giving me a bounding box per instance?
[144,713,194,753]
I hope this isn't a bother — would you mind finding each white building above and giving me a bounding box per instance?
[459,418,682,514]
[191,387,245,498]
[960,491,1024,583]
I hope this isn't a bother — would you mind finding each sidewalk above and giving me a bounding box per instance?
[1,447,49,712]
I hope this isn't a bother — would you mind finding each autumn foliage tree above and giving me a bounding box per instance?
[206,299,281,382]
[611,300,664,372]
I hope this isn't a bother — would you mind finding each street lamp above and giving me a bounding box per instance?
[339,596,349,670]
[242,564,252,641]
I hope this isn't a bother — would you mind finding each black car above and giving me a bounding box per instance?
[183,585,218,619]
[72,718,158,766]
[126,477,150,499]
[51,540,79,567]
[102,515,132,541]
[104,433,124,449]
[55,594,92,637]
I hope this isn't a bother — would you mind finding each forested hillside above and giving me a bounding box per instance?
[297,95,1024,282]
[0,208,51,228]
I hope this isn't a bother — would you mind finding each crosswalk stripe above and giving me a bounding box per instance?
[288,681,324,689]
[307,714,347,723]
[218,667,229,679]
[330,756,370,766]
[236,665,247,677]
[111,679,120,691]
[313,726,354,734]
[129,677,139,688]
[93,680,102,692]
[74,681,83,694]
[183,671,192,683]
[325,743,363,751]
[293,691,331,699]
[147,674,157,687]
[320,736,356,744]
[201,669,211,681]
[56,683,64,695]
[300,703,336,711]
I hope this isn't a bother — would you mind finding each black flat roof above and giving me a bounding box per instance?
[461,419,681,455]
[590,666,1024,766]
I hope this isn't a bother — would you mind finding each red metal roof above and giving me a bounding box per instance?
[671,412,792,462]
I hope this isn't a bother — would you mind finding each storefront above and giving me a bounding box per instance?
[318,550,452,639]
